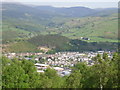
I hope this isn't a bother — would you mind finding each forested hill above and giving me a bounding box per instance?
[5,34,118,53]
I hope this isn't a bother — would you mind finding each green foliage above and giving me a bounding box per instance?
[2,58,29,88]
[69,53,119,88]
[69,39,118,52]
[43,68,65,88]
[90,53,119,88]
[28,34,71,51]
[21,60,40,88]
[72,62,91,88]
[66,71,82,88]
[2,53,119,88]
[6,41,38,53]
[5,36,118,53]
[4,35,118,53]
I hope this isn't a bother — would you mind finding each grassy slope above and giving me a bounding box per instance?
[61,15,118,42]
[5,34,118,53]
[5,34,71,52]
[2,21,30,43]
[2,14,118,42]
[6,41,37,53]
[2,18,47,43]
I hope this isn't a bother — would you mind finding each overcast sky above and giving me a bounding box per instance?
[2,0,119,8]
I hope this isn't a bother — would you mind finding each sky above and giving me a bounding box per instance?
[2,0,119,8]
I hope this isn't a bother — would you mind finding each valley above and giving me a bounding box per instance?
[1,3,119,53]
[1,2,119,89]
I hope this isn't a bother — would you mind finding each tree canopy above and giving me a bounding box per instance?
[2,53,120,88]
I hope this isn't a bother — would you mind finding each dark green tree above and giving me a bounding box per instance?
[42,68,65,88]
[2,59,29,88]
[21,60,40,88]
[66,70,82,88]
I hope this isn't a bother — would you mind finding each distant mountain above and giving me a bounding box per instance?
[2,3,118,19]
[35,6,118,17]
[92,8,118,17]
[35,6,96,17]
[2,3,96,19]
[2,3,58,20]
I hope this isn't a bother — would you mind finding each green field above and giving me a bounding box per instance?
[60,15,118,42]
[6,41,38,53]
[3,14,118,43]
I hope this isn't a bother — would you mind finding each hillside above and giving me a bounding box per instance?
[28,34,71,51]
[2,3,118,43]
[35,6,96,17]
[4,34,118,53]
[60,15,118,42]
[4,35,71,53]
[2,15,118,43]
[5,41,38,53]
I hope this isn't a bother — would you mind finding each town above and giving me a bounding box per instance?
[3,51,114,76]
